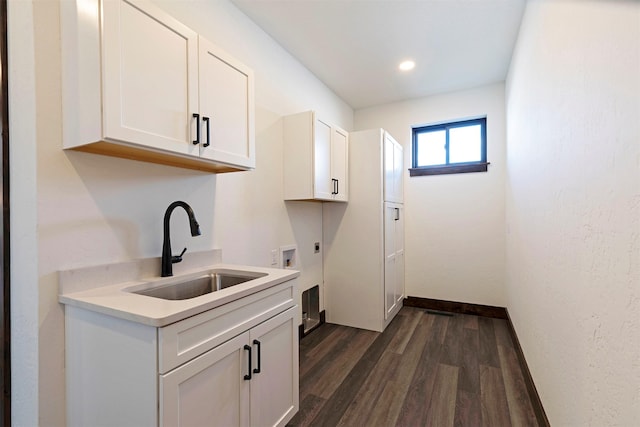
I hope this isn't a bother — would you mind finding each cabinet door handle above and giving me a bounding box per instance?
[253,339,261,374]
[336,179,339,195]
[202,116,210,147]
[192,113,200,145]
[243,344,252,380]
[331,178,337,195]
[395,207,399,221]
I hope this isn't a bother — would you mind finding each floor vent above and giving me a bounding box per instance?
[424,309,454,317]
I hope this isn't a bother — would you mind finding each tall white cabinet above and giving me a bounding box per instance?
[283,111,348,202]
[323,129,404,332]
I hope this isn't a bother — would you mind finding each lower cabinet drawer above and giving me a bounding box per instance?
[158,281,295,373]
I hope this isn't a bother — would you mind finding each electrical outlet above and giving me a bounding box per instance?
[270,249,278,266]
[314,242,320,253]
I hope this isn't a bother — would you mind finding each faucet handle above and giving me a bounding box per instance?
[171,247,187,264]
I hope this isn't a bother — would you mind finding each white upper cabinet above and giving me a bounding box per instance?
[61,0,255,173]
[384,132,404,203]
[284,111,349,202]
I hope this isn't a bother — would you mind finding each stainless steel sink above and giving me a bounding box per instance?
[131,271,268,300]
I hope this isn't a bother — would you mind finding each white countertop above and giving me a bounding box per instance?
[59,253,299,327]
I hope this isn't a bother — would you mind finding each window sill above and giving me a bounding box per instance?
[409,162,490,177]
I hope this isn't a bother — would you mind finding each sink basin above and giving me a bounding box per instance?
[131,270,268,300]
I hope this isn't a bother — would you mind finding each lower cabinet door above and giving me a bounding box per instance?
[384,203,398,319]
[249,307,299,427]
[159,307,298,427]
[160,332,251,427]
[395,205,405,308]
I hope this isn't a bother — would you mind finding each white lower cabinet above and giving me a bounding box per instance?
[65,281,299,427]
[160,308,298,427]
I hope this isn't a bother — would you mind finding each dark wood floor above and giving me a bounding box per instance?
[288,306,539,427]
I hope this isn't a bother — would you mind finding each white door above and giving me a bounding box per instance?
[331,127,349,202]
[249,307,299,427]
[394,205,405,307]
[384,203,398,319]
[384,135,395,202]
[198,37,255,168]
[393,141,404,203]
[314,118,333,200]
[160,332,250,427]
[384,133,403,203]
[101,0,198,154]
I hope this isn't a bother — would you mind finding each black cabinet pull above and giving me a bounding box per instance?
[331,178,337,195]
[203,116,210,147]
[253,339,261,374]
[192,113,200,145]
[243,344,252,380]
[395,207,400,221]
[336,179,339,195]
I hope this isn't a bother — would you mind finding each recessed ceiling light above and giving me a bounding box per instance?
[398,60,415,71]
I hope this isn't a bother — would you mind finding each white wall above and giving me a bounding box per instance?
[11,0,352,424]
[505,1,640,424]
[355,83,506,307]
[8,0,39,425]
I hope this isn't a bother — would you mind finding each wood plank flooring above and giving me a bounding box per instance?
[288,306,539,427]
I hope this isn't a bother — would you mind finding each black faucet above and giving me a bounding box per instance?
[161,201,201,277]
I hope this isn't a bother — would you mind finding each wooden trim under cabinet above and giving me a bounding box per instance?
[68,141,250,174]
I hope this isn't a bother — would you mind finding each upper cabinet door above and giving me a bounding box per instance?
[393,140,403,202]
[384,132,403,203]
[331,127,349,202]
[313,118,334,200]
[198,37,255,168]
[102,0,199,154]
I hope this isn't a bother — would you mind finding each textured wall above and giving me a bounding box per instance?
[505,1,640,424]
[355,83,507,307]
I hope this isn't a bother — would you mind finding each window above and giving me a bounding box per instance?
[410,117,488,176]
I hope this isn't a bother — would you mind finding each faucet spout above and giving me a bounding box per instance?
[161,201,201,277]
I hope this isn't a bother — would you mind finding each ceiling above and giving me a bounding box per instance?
[231,0,527,110]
